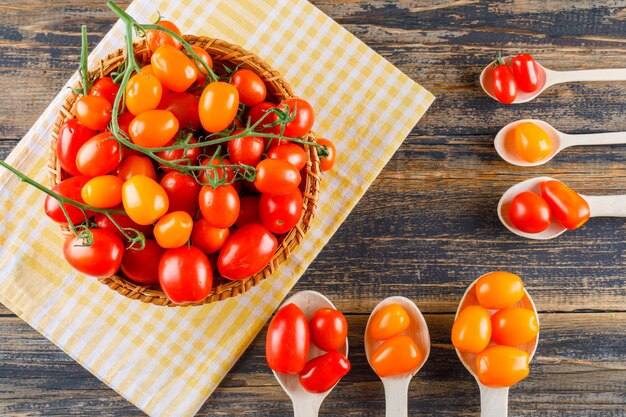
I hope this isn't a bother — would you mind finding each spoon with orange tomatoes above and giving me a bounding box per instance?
[364,297,430,417]
[452,272,540,417]
[494,119,626,167]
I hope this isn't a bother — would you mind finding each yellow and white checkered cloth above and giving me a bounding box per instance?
[0,0,433,415]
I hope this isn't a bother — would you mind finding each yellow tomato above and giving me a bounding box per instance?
[476,345,530,387]
[117,155,157,182]
[154,211,194,249]
[369,335,423,377]
[475,271,524,309]
[122,175,169,225]
[125,72,163,116]
[491,308,539,347]
[81,175,123,209]
[368,304,410,340]
[514,122,553,163]
[451,305,491,354]
[199,82,239,133]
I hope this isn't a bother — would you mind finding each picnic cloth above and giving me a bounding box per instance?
[0,0,434,415]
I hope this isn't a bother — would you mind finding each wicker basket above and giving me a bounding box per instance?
[49,36,321,306]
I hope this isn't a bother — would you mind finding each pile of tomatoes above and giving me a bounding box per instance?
[452,272,539,387]
[46,19,336,304]
[491,53,540,104]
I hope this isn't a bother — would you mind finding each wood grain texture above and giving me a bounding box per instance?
[0,0,625,416]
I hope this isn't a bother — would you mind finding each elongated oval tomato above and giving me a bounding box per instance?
[254,159,301,196]
[451,305,491,354]
[190,218,229,255]
[368,303,410,340]
[75,132,122,177]
[63,229,124,278]
[81,175,123,209]
[267,142,307,171]
[369,335,423,377]
[45,176,94,224]
[299,351,351,394]
[231,69,267,107]
[75,95,112,130]
[218,223,277,280]
[153,211,193,249]
[158,245,213,304]
[492,59,518,104]
[540,180,590,230]
[475,271,524,309]
[511,53,540,93]
[89,76,120,106]
[56,119,96,176]
[198,185,240,229]
[129,110,179,148]
[278,98,314,138]
[266,303,310,375]
[125,72,163,116]
[117,155,157,181]
[146,20,183,53]
[259,189,303,234]
[151,45,198,93]
[122,175,169,225]
[120,239,164,285]
[476,345,530,387]
[491,308,540,347]
[310,308,348,352]
[160,171,201,217]
[199,82,239,133]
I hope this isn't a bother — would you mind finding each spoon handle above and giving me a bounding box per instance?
[292,398,321,417]
[479,385,509,417]
[549,68,626,85]
[382,378,409,417]
[584,195,626,217]
[560,131,626,148]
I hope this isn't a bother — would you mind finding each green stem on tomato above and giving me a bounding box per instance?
[80,26,90,96]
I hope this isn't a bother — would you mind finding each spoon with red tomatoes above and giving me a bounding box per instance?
[498,176,626,240]
[481,54,626,104]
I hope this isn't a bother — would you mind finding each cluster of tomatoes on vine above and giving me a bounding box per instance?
[43,9,336,305]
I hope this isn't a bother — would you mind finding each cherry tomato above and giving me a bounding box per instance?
[94,209,153,239]
[154,211,193,249]
[157,92,201,131]
[451,305,491,354]
[540,180,590,230]
[158,245,213,304]
[151,45,198,93]
[511,53,540,93]
[146,20,182,53]
[254,159,301,196]
[120,239,164,285]
[63,229,124,278]
[159,171,201,217]
[492,59,518,104]
[75,132,122,177]
[491,308,540,347]
[248,101,280,137]
[116,111,135,137]
[236,196,261,228]
[476,345,530,387]
[278,98,314,138]
[369,335,423,377]
[129,110,179,148]
[267,142,307,171]
[259,189,303,234]
[199,82,239,133]
[198,157,235,185]
[368,303,410,340]
[122,175,169,225]
[190,218,229,255]
[190,46,214,85]
[508,191,552,234]
[155,137,200,173]
[266,303,310,375]
[89,76,120,106]
[198,185,240,229]
[317,138,336,172]
[56,119,96,176]
[475,271,524,309]
[75,95,112,130]
[299,352,350,394]
[125,72,163,116]
[513,122,553,163]
[231,69,267,107]
[81,175,123,209]
[309,308,348,352]
[227,131,264,167]
[117,155,157,182]
[218,223,277,280]
[44,176,94,224]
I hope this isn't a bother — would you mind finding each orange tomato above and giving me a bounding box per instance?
[317,138,336,172]
[475,271,524,309]
[81,175,123,209]
[540,180,590,230]
[153,211,194,249]
[129,110,179,148]
[368,304,410,340]
[451,305,491,354]
[146,20,183,53]
[191,46,213,84]
[254,159,301,196]
[140,64,155,75]
[514,122,553,163]
[369,335,423,377]
[75,96,112,131]
[199,82,239,133]
[190,218,229,255]
[151,45,198,93]
[117,155,157,181]
[476,345,530,387]
[125,73,163,116]
[122,175,169,225]
[491,308,539,347]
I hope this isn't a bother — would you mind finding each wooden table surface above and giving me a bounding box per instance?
[1,1,625,416]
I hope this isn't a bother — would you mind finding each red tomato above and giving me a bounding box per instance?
[146,20,183,53]
[75,131,122,177]
[266,303,310,375]
[227,130,264,167]
[299,351,350,394]
[278,98,314,138]
[158,246,213,304]
[153,211,194,249]
[56,119,96,176]
[81,175,123,209]
[475,271,525,310]
[231,69,267,107]
[317,138,336,172]
[236,196,261,228]
[190,218,229,255]
[63,229,124,278]
[309,308,348,352]
[267,142,306,171]
[369,335,423,377]
[254,159,301,196]
[511,54,540,93]
[120,239,164,285]
[89,77,120,106]
[157,92,201,131]
[217,223,277,280]
[75,95,113,131]
[129,110,179,148]
[44,176,94,224]
[155,138,200,173]
[94,209,153,239]
[199,82,239,133]
[248,101,280,137]
[151,45,198,93]
[160,171,201,217]
[198,185,240,229]
[125,72,163,116]
[540,180,590,230]
[117,155,157,182]
[451,305,492,354]
[492,59,518,104]
[259,189,303,234]
[116,111,135,137]
[491,308,540,347]
[198,157,235,185]
[508,191,552,233]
